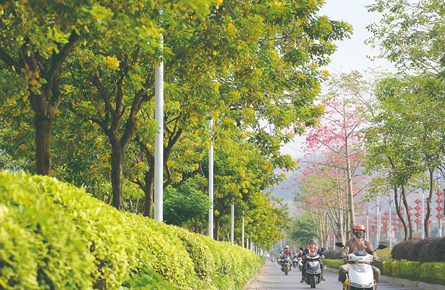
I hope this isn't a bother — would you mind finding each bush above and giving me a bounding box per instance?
[0,170,264,289]
[323,259,344,269]
[391,237,445,264]
[0,171,94,289]
[381,259,445,286]
[391,239,417,261]
[414,238,439,263]
[324,250,342,259]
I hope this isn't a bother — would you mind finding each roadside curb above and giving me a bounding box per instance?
[325,267,445,290]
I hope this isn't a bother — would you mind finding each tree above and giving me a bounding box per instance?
[0,0,173,175]
[364,73,445,238]
[289,213,318,247]
[163,178,212,227]
[366,0,445,74]
[301,71,371,234]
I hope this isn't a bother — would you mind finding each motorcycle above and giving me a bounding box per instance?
[271,256,276,263]
[292,256,298,268]
[281,257,292,275]
[335,242,388,290]
[302,247,325,288]
[298,257,303,271]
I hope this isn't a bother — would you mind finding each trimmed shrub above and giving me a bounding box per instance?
[324,250,342,259]
[0,171,94,289]
[0,170,264,290]
[381,259,445,286]
[419,237,445,264]
[323,259,344,269]
[391,239,417,261]
[414,238,439,263]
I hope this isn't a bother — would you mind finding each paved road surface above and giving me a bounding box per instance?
[245,260,415,290]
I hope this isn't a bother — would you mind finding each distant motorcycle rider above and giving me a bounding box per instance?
[300,239,325,283]
[280,245,292,271]
[338,224,380,284]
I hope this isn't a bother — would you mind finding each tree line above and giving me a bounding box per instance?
[0,0,352,248]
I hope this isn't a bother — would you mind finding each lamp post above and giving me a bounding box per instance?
[242,213,245,248]
[208,117,214,239]
[154,35,164,222]
[231,201,234,246]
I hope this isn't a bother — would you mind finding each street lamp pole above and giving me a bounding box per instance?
[242,213,245,248]
[208,117,214,239]
[231,201,234,246]
[154,35,164,222]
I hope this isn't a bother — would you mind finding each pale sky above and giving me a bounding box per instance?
[282,0,395,158]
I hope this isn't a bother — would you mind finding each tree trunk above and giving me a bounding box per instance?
[214,215,221,241]
[34,114,53,175]
[401,186,413,239]
[194,216,200,233]
[345,133,356,236]
[110,139,124,210]
[425,169,434,238]
[143,165,155,218]
[394,186,408,241]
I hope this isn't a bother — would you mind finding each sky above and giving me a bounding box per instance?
[281,0,395,158]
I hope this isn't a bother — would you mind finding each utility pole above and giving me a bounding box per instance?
[208,117,214,239]
[154,35,164,222]
[231,202,234,246]
[242,214,245,248]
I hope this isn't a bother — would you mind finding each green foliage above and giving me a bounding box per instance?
[381,259,445,286]
[0,170,264,289]
[0,171,94,289]
[322,259,344,269]
[120,268,178,290]
[289,213,318,246]
[164,178,211,226]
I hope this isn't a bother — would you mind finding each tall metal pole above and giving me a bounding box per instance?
[377,197,381,245]
[208,118,214,239]
[231,202,234,246]
[389,201,392,248]
[242,214,245,248]
[366,203,369,240]
[154,36,164,222]
[246,238,249,250]
[422,190,425,239]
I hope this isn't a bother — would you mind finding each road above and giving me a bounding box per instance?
[245,260,415,290]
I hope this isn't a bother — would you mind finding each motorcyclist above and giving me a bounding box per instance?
[338,224,380,284]
[279,245,292,271]
[300,239,325,283]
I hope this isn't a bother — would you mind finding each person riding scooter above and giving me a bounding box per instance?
[280,245,292,271]
[300,239,325,283]
[338,224,380,284]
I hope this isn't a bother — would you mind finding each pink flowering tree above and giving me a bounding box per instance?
[295,152,369,244]
[300,71,372,235]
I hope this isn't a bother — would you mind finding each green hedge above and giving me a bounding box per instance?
[323,259,344,269]
[0,170,264,289]
[381,260,445,286]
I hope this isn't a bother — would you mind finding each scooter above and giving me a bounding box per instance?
[335,242,388,290]
[298,257,303,271]
[301,247,325,288]
[281,257,292,275]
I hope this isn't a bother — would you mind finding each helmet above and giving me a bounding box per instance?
[284,245,289,249]
[309,239,317,244]
[353,224,366,232]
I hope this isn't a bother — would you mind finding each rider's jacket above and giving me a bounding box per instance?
[341,238,377,260]
[303,246,323,257]
[280,250,292,259]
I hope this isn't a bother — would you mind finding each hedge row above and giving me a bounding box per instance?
[379,260,445,286]
[391,237,445,264]
[322,259,344,269]
[0,171,264,289]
